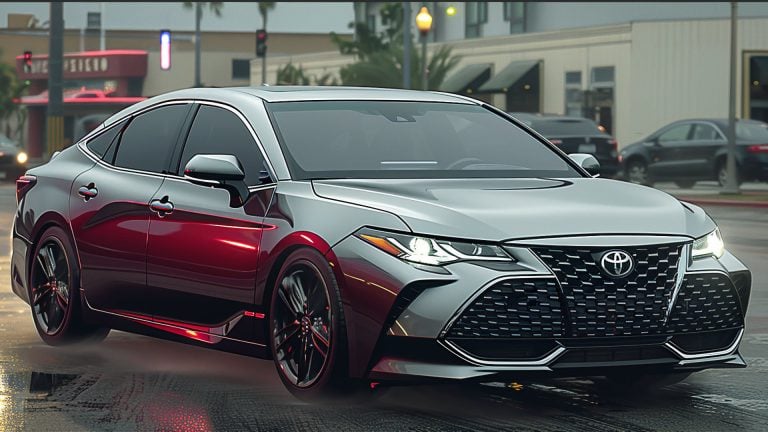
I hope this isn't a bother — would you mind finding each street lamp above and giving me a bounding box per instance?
[416,6,433,90]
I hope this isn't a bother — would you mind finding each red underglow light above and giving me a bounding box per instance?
[244,311,266,319]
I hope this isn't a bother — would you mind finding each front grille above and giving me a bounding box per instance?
[446,278,564,339]
[552,345,677,367]
[666,273,743,333]
[531,244,683,337]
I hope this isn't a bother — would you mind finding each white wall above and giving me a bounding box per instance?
[628,17,768,143]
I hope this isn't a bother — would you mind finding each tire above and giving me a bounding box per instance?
[674,180,696,189]
[717,160,742,187]
[600,371,691,394]
[626,160,652,186]
[269,248,376,402]
[28,226,110,346]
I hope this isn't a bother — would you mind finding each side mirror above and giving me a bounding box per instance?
[568,153,601,177]
[184,154,249,206]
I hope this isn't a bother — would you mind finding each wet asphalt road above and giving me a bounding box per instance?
[0,184,766,431]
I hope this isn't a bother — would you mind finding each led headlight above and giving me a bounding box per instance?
[16,152,28,164]
[692,228,725,259]
[356,228,513,266]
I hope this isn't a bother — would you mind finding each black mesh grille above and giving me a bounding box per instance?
[446,278,564,338]
[531,244,683,337]
[666,273,743,333]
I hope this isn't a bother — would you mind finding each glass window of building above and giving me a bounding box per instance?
[588,66,615,134]
[504,2,526,34]
[565,71,583,117]
[465,2,488,39]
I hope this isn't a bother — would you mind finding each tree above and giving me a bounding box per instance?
[182,2,224,87]
[0,49,27,141]
[330,2,459,90]
[276,62,339,86]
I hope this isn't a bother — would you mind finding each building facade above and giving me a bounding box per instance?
[255,2,768,147]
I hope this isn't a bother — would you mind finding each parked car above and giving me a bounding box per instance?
[619,118,768,187]
[510,113,620,177]
[0,133,28,181]
[12,87,750,401]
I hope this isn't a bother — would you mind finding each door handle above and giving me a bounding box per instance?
[78,183,98,201]
[149,197,174,217]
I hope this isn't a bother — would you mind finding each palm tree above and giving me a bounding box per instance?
[182,2,223,87]
[257,2,276,84]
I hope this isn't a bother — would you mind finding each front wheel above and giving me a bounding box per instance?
[28,226,110,345]
[626,160,652,186]
[269,248,375,402]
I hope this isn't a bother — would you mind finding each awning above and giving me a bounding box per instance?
[478,59,540,93]
[439,63,492,94]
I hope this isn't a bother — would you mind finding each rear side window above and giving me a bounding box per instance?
[531,119,603,136]
[178,105,267,186]
[113,104,189,173]
[85,119,126,158]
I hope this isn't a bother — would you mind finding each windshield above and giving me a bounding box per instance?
[267,101,581,180]
[736,121,768,140]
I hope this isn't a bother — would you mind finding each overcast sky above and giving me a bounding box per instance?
[0,2,355,34]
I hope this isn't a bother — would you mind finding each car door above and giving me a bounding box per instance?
[145,103,275,337]
[70,103,192,315]
[648,123,693,180]
[689,122,726,178]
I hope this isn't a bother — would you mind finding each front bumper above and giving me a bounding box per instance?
[332,234,751,381]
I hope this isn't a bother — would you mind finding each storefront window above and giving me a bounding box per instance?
[748,55,768,123]
[588,66,615,134]
[564,71,583,117]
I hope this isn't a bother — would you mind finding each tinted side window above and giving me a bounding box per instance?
[114,104,189,173]
[692,124,723,141]
[179,105,266,186]
[658,124,691,143]
[85,119,126,158]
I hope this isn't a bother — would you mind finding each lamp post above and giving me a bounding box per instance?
[416,6,433,90]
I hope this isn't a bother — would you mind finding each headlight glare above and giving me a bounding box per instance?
[356,229,513,266]
[16,152,28,164]
[692,228,724,259]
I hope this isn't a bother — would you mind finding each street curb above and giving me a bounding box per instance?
[675,197,768,208]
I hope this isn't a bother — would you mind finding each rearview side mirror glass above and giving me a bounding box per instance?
[568,153,601,177]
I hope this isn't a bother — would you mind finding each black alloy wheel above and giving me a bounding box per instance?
[30,237,71,335]
[272,258,333,389]
[627,160,651,186]
[28,226,109,345]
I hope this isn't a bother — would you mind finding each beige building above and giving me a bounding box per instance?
[255,17,768,148]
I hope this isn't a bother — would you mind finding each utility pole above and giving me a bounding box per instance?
[99,2,105,50]
[47,2,64,158]
[194,2,202,87]
[723,1,740,194]
[402,2,412,89]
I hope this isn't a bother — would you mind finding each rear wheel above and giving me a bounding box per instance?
[28,226,109,345]
[717,160,742,187]
[270,248,377,402]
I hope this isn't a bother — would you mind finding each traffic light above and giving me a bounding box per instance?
[160,30,171,70]
[23,51,32,73]
[256,29,268,58]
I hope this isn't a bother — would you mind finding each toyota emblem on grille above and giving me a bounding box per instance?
[600,250,634,278]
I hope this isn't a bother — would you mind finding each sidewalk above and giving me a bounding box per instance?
[658,181,768,208]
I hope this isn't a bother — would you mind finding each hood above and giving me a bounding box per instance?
[312,178,715,241]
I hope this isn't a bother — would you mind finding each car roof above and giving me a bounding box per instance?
[102,86,477,129]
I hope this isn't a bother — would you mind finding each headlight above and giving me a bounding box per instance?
[16,152,28,164]
[356,228,513,266]
[692,228,725,259]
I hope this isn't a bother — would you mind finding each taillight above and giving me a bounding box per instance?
[747,144,768,153]
[16,175,36,204]
[609,138,619,150]
[549,139,562,145]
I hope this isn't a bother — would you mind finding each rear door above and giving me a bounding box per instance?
[145,103,275,336]
[71,103,191,315]
[688,122,726,178]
